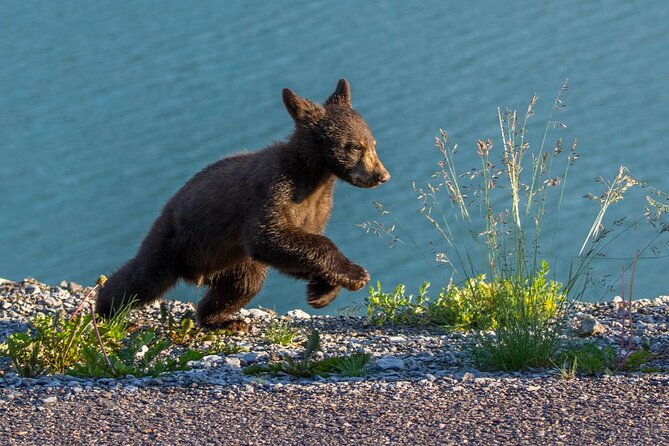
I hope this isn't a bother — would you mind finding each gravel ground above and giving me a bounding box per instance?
[1,277,668,445]
[0,376,667,445]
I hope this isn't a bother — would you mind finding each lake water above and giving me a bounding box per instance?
[1,1,668,314]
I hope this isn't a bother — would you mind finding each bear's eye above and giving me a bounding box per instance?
[347,143,363,153]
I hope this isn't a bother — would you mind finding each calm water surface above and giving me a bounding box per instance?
[1,1,668,313]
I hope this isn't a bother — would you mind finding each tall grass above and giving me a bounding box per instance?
[363,82,669,370]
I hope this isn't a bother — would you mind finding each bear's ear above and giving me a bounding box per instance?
[324,79,351,107]
[283,88,324,124]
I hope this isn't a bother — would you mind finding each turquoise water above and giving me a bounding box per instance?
[1,1,668,313]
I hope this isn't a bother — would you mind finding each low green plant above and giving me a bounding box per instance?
[554,355,579,380]
[366,261,564,336]
[555,342,654,376]
[428,276,497,329]
[0,307,131,377]
[2,332,45,377]
[330,352,371,377]
[365,282,431,326]
[557,343,616,376]
[69,329,203,378]
[0,297,225,378]
[265,319,299,346]
[281,329,322,377]
[623,349,653,371]
[165,317,198,345]
[470,261,568,371]
[243,330,371,378]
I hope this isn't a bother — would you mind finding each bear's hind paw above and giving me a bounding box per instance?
[307,279,341,309]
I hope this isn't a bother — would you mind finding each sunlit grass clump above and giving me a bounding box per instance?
[362,81,669,371]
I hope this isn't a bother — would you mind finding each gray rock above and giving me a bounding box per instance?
[231,351,265,365]
[24,285,40,295]
[68,282,83,292]
[578,317,606,336]
[375,356,405,371]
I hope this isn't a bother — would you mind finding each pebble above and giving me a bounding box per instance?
[577,317,606,336]
[224,357,242,369]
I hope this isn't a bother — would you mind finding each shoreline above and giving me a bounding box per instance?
[2,277,668,389]
[1,277,668,445]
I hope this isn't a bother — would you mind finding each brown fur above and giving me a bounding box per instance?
[96,80,390,329]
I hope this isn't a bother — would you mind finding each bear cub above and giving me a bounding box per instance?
[96,79,390,331]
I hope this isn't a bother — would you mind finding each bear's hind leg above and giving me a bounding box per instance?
[96,256,179,319]
[197,259,267,331]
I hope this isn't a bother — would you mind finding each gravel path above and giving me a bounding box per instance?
[1,278,668,445]
[1,376,667,445]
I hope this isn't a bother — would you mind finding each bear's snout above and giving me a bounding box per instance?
[377,169,391,184]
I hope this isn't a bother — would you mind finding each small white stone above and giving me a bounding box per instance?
[527,385,541,391]
[42,396,57,404]
[387,336,406,343]
[287,309,310,319]
[224,357,242,369]
[613,295,624,310]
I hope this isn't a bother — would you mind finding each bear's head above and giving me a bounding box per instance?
[282,80,390,188]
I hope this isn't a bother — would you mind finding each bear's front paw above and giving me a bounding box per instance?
[341,264,370,291]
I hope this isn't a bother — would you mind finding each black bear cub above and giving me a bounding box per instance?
[96,79,390,331]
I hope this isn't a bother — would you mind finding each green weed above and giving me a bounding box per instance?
[69,329,203,378]
[0,308,131,377]
[265,319,299,346]
[366,261,564,335]
[0,295,236,378]
[366,282,431,326]
[555,342,654,376]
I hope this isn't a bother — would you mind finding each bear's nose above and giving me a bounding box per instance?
[378,170,391,184]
